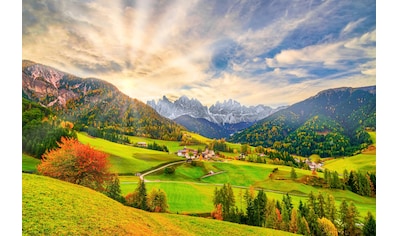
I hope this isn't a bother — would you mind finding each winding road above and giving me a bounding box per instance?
[136,160,308,197]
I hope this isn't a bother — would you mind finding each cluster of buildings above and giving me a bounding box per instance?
[176,147,215,160]
[294,158,324,171]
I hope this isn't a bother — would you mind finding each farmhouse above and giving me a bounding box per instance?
[137,142,147,148]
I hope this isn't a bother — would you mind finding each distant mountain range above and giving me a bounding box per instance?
[22,60,185,140]
[229,86,376,157]
[22,60,376,157]
[147,96,285,138]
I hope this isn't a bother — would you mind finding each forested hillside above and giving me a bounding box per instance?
[230,86,376,157]
[22,60,185,141]
[22,98,76,158]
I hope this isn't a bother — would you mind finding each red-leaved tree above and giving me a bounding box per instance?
[38,137,111,192]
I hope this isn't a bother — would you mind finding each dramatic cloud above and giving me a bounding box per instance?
[22,0,376,107]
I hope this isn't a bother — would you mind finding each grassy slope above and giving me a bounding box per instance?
[77,132,182,174]
[22,154,40,172]
[323,153,376,173]
[22,174,295,236]
[323,131,376,173]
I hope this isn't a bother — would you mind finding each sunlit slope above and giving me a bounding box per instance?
[22,174,297,236]
[323,131,376,173]
[77,132,182,174]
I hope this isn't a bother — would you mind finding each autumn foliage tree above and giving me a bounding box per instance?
[147,189,169,212]
[211,203,223,220]
[38,137,112,192]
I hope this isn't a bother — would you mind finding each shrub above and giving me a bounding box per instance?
[38,137,112,192]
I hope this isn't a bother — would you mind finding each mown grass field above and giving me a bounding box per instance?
[23,174,296,236]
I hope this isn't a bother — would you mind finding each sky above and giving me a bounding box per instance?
[22,0,376,107]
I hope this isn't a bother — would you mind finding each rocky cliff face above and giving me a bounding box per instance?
[22,60,119,108]
[148,96,282,125]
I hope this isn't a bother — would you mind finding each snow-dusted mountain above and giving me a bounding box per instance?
[147,96,285,138]
[147,96,280,125]
[209,99,277,125]
[147,95,214,122]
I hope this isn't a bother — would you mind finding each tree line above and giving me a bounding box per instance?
[22,98,77,159]
[212,184,375,235]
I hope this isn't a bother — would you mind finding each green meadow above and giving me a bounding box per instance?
[323,153,376,173]
[128,135,187,153]
[77,132,183,174]
[119,158,375,218]
[120,178,375,219]
[23,174,295,236]
[23,131,376,222]
[22,153,40,172]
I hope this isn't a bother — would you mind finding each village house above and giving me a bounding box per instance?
[201,148,215,159]
[177,147,198,159]
[137,142,148,148]
[305,159,323,171]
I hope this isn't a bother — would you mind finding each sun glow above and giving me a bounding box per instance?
[22,0,375,107]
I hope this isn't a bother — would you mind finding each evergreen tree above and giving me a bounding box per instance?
[308,191,317,215]
[343,169,349,186]
[280,203,290,231]
[298,200,309,218]
[298,216,311,236]
[246,196,256,226]
[331,171,341,189]
[282,193,293,219]
[365,173,376,197]
[254,190,267,227]
[104,174,123,203]
[338,200,359,236]
[338,199,349,235]
[362,212,376,236]
[213,183,236,222]
[290,167,297,179]
[265,199,278,229]
[347,202,360,236]
[324,169,331,187]
[325,194,337,224]
[135,179,148,210]
[317,192,326,218]
[348,171,359,193]
[307,207,319,236]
